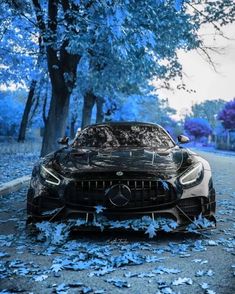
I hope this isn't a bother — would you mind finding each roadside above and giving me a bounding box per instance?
[191,146,235,157]
[0,141,40,184]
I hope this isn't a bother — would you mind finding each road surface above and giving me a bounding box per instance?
[0,150,234,294]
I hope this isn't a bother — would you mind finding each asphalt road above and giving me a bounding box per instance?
[0,150,234,294]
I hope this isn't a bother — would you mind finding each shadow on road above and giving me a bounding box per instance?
[68,228,207,244]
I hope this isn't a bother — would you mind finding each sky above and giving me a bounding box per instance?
[155,23,235,119]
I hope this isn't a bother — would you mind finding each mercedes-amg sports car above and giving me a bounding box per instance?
[27,122,216,228]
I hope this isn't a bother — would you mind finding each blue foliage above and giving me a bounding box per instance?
[0,91,24,136]
[184,118,212,139]
[174,0,184,11]
[218,98,235,130]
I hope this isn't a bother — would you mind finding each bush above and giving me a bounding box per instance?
[184,118,212,140]
[218,98,235,130]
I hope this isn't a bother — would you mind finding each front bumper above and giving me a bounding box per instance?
[27,188,216,228]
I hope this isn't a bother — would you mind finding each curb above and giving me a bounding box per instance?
[0,175,31,196]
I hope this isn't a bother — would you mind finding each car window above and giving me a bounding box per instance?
[73,125,174,149]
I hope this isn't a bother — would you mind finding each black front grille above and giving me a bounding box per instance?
[64,177,178,209]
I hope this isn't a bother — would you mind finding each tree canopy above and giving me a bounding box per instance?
[0,0,235,154]
[184,117,212,140]
[218,99,235,130]
[190,99,226,130]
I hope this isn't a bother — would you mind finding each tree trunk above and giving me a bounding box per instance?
[41,89,70,156]
[17,80,37,142]
[42,92,48,125]
[81,91,96,129]
[70,117,76,139]
[33,0,80,156]
[96,97,104,123]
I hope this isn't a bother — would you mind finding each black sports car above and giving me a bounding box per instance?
[27,122,216,228]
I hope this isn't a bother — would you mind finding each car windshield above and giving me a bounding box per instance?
[73,124,175,149]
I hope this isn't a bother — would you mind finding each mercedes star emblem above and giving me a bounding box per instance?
[116,171,124,176]
[105,184,131,207]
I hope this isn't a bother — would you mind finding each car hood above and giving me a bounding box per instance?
[47,146,189,178]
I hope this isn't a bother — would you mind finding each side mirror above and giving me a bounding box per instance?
[57,136,69,145]
[178,135,190,144]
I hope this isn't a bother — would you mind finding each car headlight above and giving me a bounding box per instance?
[40,165,61,186]
[179,162,203,187]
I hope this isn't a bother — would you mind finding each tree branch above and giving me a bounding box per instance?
[32,0,47,35]
[196,46,219,73]
[187,2,231,40]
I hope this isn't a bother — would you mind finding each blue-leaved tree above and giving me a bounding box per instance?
[0,91,24,137]
[218,98,235,130]
[0,1,47,142]
[184,118,212,141]
[1,0,235,155]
